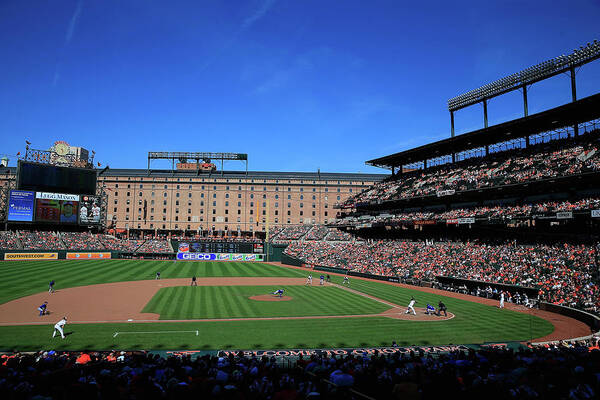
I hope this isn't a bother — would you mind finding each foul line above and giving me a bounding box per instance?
[331,283,402,309]
[113,330,199,338]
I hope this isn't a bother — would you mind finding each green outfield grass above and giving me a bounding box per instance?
[0,260,555,350]
[0,260,305,304]
[142,285,389,319]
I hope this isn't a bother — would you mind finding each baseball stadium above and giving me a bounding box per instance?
[2,14,600,400]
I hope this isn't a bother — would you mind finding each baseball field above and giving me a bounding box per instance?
[0,260,588,351]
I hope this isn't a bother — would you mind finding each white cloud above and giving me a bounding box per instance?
[65,1,83,45]
[242,0,277,30]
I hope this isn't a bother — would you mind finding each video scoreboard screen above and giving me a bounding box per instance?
[17,161,97,196]
[7,191,102,225]
[175,241,263,254]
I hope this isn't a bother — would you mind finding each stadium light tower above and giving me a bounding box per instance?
[448,40,600,137]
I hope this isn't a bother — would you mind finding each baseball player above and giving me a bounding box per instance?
[319,275,324,285]
[305,274,312,286]
[425,303,436,315]
[52,316,67,339]
[191,276,197,286]
[499,291,505,309]
[37,301,48,316]
[405,297,416,315]
[155,271,161,280]
[326,274,331,283]
[48,280,55,294]
[438,300,447,316]
[272,289,284,298]
[342,275,350,286]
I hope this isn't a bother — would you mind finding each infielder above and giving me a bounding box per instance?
[37,301,48,316]
[48,280,55,294]
[405,297,417,315]
[155,271,161,280]
[305,274,312,286]
[191,276,197,286]
[499,292,505,309]
[319,275,324,285]
[342,275,350,286]
[52,316,67,339]
[272,289,284,298]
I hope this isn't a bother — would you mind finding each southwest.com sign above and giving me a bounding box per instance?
[4,253,58,260]
[177,253,264,262]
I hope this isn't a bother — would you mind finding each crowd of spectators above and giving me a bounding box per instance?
[344,138,600,208]
[0,231,20,249]
[1,341,599,399]
[59,232,105,250]
[98,235,144,252]
[270,225,313,243]
[285,240,600,313]
[136,240,173,253]
[304,225,330,241]
[324,229,354,242]
[334,197,600,227]
[18,231,66,250]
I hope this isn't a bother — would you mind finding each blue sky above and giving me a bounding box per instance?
[1,0,599,173]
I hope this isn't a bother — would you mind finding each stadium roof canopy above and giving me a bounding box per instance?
[366,93,600,170]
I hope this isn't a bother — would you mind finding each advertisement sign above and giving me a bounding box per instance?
[78,195,101,225]
[178,242,190,252]
[458,217,475,224]
[556,212,573,219]
[591,210,600,218]
[7,190,35,222]
[177,253,264,261]
[66,252,112,260]
[414,220,436,225]
[446,219,458,225]
[36,192,80,201]
[4,252,58,260]
[436,189,455,197]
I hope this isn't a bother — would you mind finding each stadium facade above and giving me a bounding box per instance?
[0,167,386,236]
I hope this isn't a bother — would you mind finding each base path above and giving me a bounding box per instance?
[0,277,452,326]
[0,277,305,325]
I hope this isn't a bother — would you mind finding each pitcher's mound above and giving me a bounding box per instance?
[249,295,293,302]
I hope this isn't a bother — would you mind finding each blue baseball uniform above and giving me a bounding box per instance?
[426,304,436,314]
[48,280,55,293]
[38,302,48,316]
[272,289,284,298]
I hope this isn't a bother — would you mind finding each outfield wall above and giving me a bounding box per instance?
[1,250,118,260]
[539,302,600,333]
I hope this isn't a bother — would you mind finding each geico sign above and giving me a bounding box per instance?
[177,253,216,261]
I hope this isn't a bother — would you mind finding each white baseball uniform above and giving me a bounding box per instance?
[53,318,67,339]
[305,275,312,286]
[499,293,505,309]
[405,299,416,315]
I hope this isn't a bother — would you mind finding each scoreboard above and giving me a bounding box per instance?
[175,241,264,254]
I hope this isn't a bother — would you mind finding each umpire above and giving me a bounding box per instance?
[437,300,447,317]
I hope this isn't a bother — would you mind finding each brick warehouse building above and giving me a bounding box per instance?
[0,167,386,236]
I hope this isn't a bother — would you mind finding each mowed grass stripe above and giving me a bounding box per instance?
[0,261,302,305]
[0,315,549,351]
[144,286,389,320]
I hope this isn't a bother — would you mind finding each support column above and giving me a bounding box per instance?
[450,111,455,138]
[522,85,529,117]
[571,66,579,136]
[483,99,488,128]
